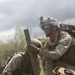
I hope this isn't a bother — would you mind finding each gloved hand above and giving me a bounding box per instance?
[27,44,41,54]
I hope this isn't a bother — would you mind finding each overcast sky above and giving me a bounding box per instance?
[0,0,75,42]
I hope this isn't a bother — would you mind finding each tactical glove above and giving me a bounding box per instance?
[27,44,41,54]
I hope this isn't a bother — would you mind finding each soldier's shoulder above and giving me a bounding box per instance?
[60,31,69,36]
[60,31,72,39]
[6,52,25,65]
[12,52,24,60]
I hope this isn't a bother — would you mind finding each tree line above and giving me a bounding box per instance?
[0,26,26,66]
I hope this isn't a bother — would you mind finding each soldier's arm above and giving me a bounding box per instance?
[2,54,22,75]
[39,33,72,60]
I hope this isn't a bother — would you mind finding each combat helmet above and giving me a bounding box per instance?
[39,16,60,31]
[31,38,42,48]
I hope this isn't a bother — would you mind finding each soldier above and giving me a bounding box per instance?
[2,38,42,75]
[27,16,75,75]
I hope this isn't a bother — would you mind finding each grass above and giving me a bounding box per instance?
[40,59,44,75]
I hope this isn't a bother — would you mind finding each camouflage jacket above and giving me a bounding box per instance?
[40,31,75,64]
[2,52,40,75]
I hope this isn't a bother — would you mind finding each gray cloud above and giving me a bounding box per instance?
[0,0,75,31]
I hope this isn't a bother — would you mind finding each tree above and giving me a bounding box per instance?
[14,25,26,52]
[0,25,27,66]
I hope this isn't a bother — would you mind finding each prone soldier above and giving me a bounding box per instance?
[2,38,42,75]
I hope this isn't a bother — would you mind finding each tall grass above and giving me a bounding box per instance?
[40,59,44,75]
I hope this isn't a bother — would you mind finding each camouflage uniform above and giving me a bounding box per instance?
[2,38,42,75]
[3,52,33,75]
[38,16,75,75]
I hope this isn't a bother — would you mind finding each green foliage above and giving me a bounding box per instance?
[0,58,6,66]
[39,38,47,46]
[40,59,44,75]
[0,25,27,66]
[14,25,26,52]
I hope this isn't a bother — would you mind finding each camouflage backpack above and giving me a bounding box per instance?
[60,24,75,65]
[60,24,75,38]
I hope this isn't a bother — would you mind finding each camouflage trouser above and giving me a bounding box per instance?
[54,60,75,71]
[22,73,32,75]
[2,72,33,75]
[43,60,75,75]
[43,61,55,75]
